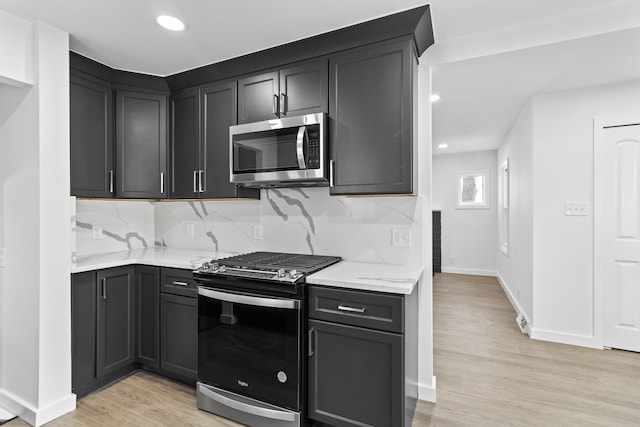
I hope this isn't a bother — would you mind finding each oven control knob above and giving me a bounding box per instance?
[289,269,301,279]
[218,265,226,274]
[277,268,287,278]
[211,262,220,272]
[201,262,210,271]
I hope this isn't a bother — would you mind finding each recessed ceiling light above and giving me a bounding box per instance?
[157,15,185,32]
[430,94,440,102]
[438,143,448,149]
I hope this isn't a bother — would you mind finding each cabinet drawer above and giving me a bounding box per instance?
[308,286,403,333]
[161,268,197,298]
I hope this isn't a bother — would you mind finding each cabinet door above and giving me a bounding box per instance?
[237,71,279,124]
[71,271,98,395]
[96,267,135,378]
[70,75,114,198]
[116,91,168,198]
[200,82,259,199]
[135,266,159,367]
[160,293,198,381]
[308,319,403,427]
[329,39,414,195]
[170,88,200,198]
[279,60,328,117]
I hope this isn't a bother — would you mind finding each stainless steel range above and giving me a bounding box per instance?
[194,252,341,427]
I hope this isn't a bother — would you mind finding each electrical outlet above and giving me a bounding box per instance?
[565,201,589,216]
[391,229,411,247]
[0,248,6,268]
[92,225,103,240]
[253,225,263,240]
[186,223,195,237]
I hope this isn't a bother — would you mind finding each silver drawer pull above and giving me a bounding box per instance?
[172,281,189,287]
[337,304,366,313]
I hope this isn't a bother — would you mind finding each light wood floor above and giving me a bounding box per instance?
[6,273,640,426]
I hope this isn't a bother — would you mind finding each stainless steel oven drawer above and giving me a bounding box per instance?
[307,286,404,333]
[161,268,197,297]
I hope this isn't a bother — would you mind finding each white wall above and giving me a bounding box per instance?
[496,101,534,324]
[0,10,33,86]
[0,16,75,426]
[530,79,640,347]
[432,150,497,276]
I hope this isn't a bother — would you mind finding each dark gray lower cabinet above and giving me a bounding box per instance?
[72,266,136,396]
[96,267,136,377]
[135,266,160,367]
[160,293,198,380]
[307,285,418,427]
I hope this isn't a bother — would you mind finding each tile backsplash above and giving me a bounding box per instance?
[74,187,424,265]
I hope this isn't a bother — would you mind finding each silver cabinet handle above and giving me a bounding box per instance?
[308,327,315,357]
[172,281,189,287]
[198,384,296,422]
[101,278,107,299]
[280,92,287,115]
[337,304,366,313]
[199,170,204,193]
[329,159,335,187]
[109,170,114,193]
[296,126,307,170]
[160,172,165,194]
[193,170,198,193]
[198,287,299,310]
[273,94,279,116]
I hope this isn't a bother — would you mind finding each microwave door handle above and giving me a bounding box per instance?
[296,126,307,170]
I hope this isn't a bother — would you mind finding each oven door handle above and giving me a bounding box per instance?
[198,384,297,422]
[198,287,300,310]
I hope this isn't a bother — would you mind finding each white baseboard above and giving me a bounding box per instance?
[418,376,436,402]
[0,390,75,427]
[496,272,531,336]
[530,328,601,349]
[440,267,496,277]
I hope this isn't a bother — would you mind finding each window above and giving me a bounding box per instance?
[499,160,509,255]
[455,170,490,209]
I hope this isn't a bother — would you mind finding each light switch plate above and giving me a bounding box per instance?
[391,229,411,247]
[253,225,263,240]
[0,248,6,268]
[186,223,195,237]
[565,201,589,216]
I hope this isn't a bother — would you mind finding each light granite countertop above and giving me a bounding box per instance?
[71,247,237,273]
[307,261,423,295]
[72,248,424,295]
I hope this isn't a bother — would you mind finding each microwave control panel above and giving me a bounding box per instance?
[307,129,321,169]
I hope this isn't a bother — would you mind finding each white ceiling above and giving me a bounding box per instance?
[1,0,640,154]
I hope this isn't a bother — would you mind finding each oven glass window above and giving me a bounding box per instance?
[198,292,301,410]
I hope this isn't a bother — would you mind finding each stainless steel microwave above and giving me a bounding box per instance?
[229,113,327,187]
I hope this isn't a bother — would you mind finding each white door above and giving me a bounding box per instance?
[598,122,640,351]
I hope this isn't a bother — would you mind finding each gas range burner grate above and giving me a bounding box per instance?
[217,251,341,274]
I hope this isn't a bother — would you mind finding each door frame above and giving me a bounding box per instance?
[593,114,640,350]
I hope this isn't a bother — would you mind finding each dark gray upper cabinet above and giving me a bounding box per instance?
[329,38,416,195]
[70,74,114,198]
[169,88,200,198]
[116,90,168,199]
[237,60,327,124]
[237,71,279,124]
[96,266,136,378]
[170,82,258,199]
[279,61,328,117]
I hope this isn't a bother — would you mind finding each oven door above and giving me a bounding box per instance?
[198,286,301,411]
